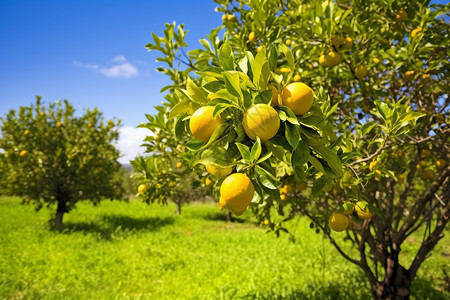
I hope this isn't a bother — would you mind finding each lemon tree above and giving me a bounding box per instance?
[0,97,124,229]
[141,0,449,298]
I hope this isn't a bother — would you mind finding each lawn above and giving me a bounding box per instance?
[0,197,448,299]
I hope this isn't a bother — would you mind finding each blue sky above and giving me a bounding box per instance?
[0,0,222,163]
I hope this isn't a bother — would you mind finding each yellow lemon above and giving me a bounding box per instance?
[24,129,30,135]
[436,158,447,170]
[190,106,224,143]
[355,65,368,79]
[138,184,147,193]
[279,67,291,73]
[369,160,378,172]
[373,57,381,64]
[222,14,227,21]
[280,194,287,201]
[220,173,255,216]
[325,51,341,67]
[20,150,27,157]
[397,173,405,183]
[176,162,182,168]
[243,104,280,141]
[329,212,349,232]
[256,46,263,53]
[404,70,415,81]
[281,82,314,115]
[249,31,257,43]
[293,74,301,82]
[205,177,213,186]
[268,85,280,106]
[344,37,353,50]
[319,54,327,66]
[374,170,382,181]
[285,39,292,46]
[227,14,236,21]
[206,164,233,178]
[355,201,372,219]
[395,9,408,22]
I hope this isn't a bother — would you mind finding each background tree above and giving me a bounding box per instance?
[0,97,124,229]
[142,0,448,298]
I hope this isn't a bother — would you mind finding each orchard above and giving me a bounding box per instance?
[138,0,449,299]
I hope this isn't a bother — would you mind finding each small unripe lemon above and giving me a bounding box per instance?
[397,173,404,183]
[39,111,45,116]
[222,14,227,21]
[319,55,327,66]
[374,170,382,181]
[56,122,62,127]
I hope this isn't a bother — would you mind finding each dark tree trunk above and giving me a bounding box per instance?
[54,200,67,230]
[176,202,181,215]
[226,211,233,223]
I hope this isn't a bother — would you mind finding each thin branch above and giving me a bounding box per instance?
[350,140,387,166]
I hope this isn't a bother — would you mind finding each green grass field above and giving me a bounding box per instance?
[0,197,448,300]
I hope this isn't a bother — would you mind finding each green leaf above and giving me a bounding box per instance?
[375,100,390,120]
[309,155,324,173]
[311,175,327,196]
[169,100,190,118]
[236,143,251,163]
[219,42,234,70]
[280,44,295,70]
[361,121,377,135]
[253,46,266,88]
[213,103,232,119]
[256,151,272,164]
[278,107,299,125]
[310,144,342,176]
[186,78,207,104]
[292,140,310,166]
[250,137,262,162]
[285,123,300,149]
[223,72,243,100]
[255,165,278,190]
[186,139,205,151]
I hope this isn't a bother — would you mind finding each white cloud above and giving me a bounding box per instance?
[73,56,139,78]
[116,126,151,164]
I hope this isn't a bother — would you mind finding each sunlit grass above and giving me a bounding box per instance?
[0,197,448,299]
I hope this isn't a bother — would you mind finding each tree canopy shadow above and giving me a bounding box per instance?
[201,211,246,223]
[63,215,175,239]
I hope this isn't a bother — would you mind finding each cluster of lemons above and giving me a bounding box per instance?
[329,200,372,232]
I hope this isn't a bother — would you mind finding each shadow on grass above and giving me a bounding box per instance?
[411,276,449,300]
[63,215,175,239]
[201,211,246,223]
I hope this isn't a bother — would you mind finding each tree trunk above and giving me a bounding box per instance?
[54,200,67,230]
[176,202,181,215]
[371,264,412,300]
[226,211,233,223]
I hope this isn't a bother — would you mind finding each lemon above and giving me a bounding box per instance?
[281,82,314,115]
[329,212,349,232]
[331,35,345,47]
[373,57,381,64]
[293,74,301,82]
[243,104,280,141]
[436,158,447,170]
[268,85,280,106]
[319,55,327,66]
[285,39,292,46]
[344,37,353,50]
[205,178,213,186]
[249,31,257,43]
[220,173,255,216]
[355,201,372,219]
[354,65,368,79]
[190,106,224,143]
[206,164,233,178]
[138,184,147,193]
[176,162,182,168]
[411,28,422,38]
[325,51,341,67]
[395,9,408,22]
[19,150,27,157]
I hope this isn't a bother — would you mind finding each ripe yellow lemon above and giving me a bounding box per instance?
[331,35,345,47]
[256,46,263,53]
[279,67,291,73]
[319,54,327,66]
[325,51,341,67]
[205,177,212,186]
[138,184,147,193]
[206,164,233,178]
[280,194,287,201]
[369,160,378,171]
[355,201,372,219]
[190,106,224,143]
[222,14,227,21]
[293,74,301,82]
[374,170,382,181]
[395,9,408,22]
[411,28,422,38]
[227,14,236,21]
[24,130,30,135]
[354,65,368,79]
[285,39,292,46]
[281,82,314,115]
[56,122,62,127]
[421,74,430,84]
[243,104,280,141]
[176,162,182,168]
[39,111,45,116]
[268,85,280,106]
[344,37,353,50]
[436,158,447,170]
[220,173,255,216]
[404,70,415,81]
[19,150,27,157]
[249,31,257,43]
[329,212,349,232]
[373,57,380,64]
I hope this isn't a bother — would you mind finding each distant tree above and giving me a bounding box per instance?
[0,97,124,229]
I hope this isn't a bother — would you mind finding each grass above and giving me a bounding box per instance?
[0,196,448,300]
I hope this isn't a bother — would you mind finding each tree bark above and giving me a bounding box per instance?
[176,202,181,215]
[371,265,412,300]
[54,200,67,230]
[226,211,233,223]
